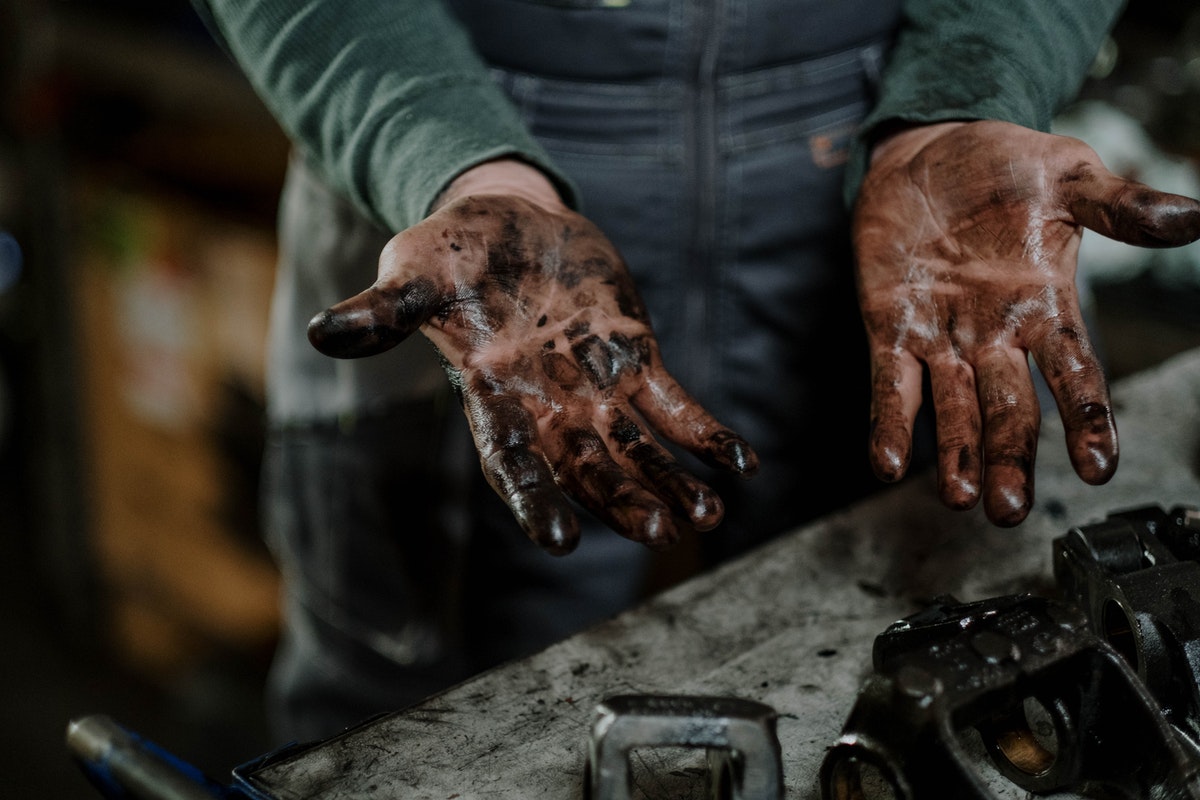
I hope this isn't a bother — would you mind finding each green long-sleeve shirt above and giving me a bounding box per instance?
[192,0,1126,230]
[843,0,1127,205]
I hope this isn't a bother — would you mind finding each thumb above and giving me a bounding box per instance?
[1062,165,1200,248]
[307,275,442,358]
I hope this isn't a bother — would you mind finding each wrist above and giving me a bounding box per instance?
[433,158,567,214]
[868,121,967,169]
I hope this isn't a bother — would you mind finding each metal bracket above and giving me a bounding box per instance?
[585,694,783,800]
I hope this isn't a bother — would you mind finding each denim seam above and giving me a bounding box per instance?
[722,102,867,153]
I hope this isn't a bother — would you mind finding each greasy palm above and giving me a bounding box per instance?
[307,164,758,555]
[855,120,1200,526]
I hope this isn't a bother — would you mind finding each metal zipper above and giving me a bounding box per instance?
[682,0,724,399]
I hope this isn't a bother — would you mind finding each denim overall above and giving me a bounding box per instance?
[262,0,902,742]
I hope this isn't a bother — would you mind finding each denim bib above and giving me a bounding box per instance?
[446,0,902,544]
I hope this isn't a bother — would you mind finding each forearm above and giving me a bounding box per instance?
[191,0,576,231]
[844,0,1128,207]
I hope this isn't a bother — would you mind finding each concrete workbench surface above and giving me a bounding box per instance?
[239,347,1200,800]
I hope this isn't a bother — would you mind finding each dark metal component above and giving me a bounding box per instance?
[66,715,241,800]
[819,594,1200,800]
[1054,503,1200,751]
[585,694,783,800]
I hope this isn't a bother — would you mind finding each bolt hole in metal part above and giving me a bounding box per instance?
[826,753,904,800]
[585,694,783,800]
[625,746,719,800]
[986,696,1062,778]
[584,746,757,800]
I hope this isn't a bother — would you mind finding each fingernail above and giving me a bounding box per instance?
[307,305,403,358]
[688,488,724,531]
[306,309,335,348]
[638,507,679,551]
[306,307,367,356]
[873,446,908,483]
[525,508,580,556]
[1157,199,1200,243]
[727,440,759,477]
[939,475,980,510]
[1081,442,1118,485]
[985,484,1032,528]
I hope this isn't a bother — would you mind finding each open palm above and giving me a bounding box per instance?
[308,192,758,554]
[855,120,1200,525]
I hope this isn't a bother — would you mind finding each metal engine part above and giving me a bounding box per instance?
[818,593,1200,800]
[585,693,784,800]
[1053,503,1200,753]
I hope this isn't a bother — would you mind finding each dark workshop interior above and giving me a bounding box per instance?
[2,1,1200,798]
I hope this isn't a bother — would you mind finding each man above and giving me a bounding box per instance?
[192,0,1200,742]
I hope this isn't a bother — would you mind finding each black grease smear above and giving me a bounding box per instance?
[555,245,648,322]
[484,212,533,298]
[1075,186,1200,247]
[988,451,1034,474]
[611,275,649,322]
[571,332,651,390]
[448,204,536,334]
[702,429,758,475]
[1077,401,1112,432]
[609,332,651,370]
[556,254,609,289]
[609,413,642,445]
[542,351,585,389]
[572,334,616,388]
[956,444,973,472]
[560,426,608,461]
[308,276,439,358]
[617,431,696,510]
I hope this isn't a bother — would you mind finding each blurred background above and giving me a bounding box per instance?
[1,1,1199,798]
[3,1,286,797]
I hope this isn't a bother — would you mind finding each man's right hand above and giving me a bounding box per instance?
[306,160,759,555]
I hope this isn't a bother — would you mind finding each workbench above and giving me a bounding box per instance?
[235,347,1200,799]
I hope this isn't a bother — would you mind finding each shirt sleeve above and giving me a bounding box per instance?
[843,0,1129,208]
[190,0,579,232]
